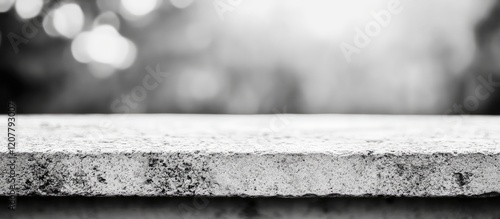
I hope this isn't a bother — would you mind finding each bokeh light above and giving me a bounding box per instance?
[43,10,59,37]
[120,0,158,17]
[86,25,132,68]
[0,0,15,13]
[53,3,85,38]
[15,0,43,19]
[71,25,137,71]
[71,32,92,63]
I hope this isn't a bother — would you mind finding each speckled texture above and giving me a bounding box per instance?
[1,114,500,196]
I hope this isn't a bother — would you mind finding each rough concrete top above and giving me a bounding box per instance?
[1,114,500,197]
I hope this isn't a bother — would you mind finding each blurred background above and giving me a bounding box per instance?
[1,0,500,114]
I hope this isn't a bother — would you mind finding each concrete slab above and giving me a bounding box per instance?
[1,114,499,197]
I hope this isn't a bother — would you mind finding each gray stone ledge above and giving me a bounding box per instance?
[1,114,500,197]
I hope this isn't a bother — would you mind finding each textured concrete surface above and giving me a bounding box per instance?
[1,114,500,196]
[2,197,500,219]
